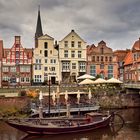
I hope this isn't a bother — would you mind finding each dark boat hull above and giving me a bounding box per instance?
[6,115,111,135]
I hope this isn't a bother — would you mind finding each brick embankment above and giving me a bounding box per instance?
[98,94,140,108]
[0,97,30,118]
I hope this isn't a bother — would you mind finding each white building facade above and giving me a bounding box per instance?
[59,30,87,83]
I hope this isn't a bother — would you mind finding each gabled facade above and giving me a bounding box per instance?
[59,30,86,83]
[33,7,59,84]
[87,40,118,79]
[1,36,33,86]
[33,34,59,84]
[114,50,129,81]
[124,38,140,83]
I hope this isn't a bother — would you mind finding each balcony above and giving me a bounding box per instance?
[62,69,70,72]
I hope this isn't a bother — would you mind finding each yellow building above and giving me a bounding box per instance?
[33,7,59,84]
[33,35,59,84]
[59,30,87,83]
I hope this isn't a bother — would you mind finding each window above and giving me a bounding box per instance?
[72,63,76,69]
[92,56,95,62]
[79,62,86,70]
[10,67,16,72]
[100,47,104,54]
[44,50,48,57]
[78,51,82,58]
[78,41,81,48]
[62,62,70,70]
[90,65,96,76]
[45,59,47,63]
[109,57,112,62]
[16,59,19,64]
[50,67,55,71]
[71,51,75,58]
[44,67,48,71]
[105,56,108,62]
[64,50,68,58]
[50,59,56,64]
[26,77,30,82]
[2,76,10,81]
[16,51,19,58]
[108,65,113,78]
[20,66,30,72]
[100,64,104,69]
[2,67,9,72]
[21,77,25,82]
[64,41,68,47]
[34,65,41,70]
[50,50,52,54]
[71,41,75,47]
[34,75,42,82]
[101,56,104,62]
[40,50,42,54]
[97,56,99,61]
[44,42,48,49]
[36,59,41,64]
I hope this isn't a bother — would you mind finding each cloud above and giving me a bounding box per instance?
[0,0,140,50]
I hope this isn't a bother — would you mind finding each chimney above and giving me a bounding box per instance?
[15,36,21,44]
[0,39,4,60]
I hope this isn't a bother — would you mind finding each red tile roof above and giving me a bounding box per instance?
[132,39,140,50]
[124,51,133,65]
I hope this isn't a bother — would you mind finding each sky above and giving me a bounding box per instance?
[0,0,140,50]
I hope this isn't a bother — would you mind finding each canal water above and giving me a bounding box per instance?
[0,108,140,140]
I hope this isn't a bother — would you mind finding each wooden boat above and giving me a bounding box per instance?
[6,112,112,135]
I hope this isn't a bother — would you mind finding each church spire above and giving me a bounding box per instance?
[35,5,43,48]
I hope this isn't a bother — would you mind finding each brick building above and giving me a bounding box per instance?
[0,36,33,87]
[87,40,118,79]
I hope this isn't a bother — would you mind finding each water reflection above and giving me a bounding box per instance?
[0,108,140,140]
[21,127,119,140]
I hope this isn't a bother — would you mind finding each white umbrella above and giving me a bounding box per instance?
[65,90,68,103]
[106,77,123,84]
[88,88,92,100]
[77,90,80,104]
[78,78,94,85]
[77,74,95,80]
[93,78,107,84]
[39,91,43,100]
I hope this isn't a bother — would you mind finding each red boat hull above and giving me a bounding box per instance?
[7,115,111,135]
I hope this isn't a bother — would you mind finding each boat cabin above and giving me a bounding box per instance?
[86,112,104,122]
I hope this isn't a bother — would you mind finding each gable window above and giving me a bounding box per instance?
[71,41,75,47]
[105,56,108,62]
[44,42,48,49]
[92,56,95,62]
[97,56,99,61]
[101,56,104,62]
[109,57,112,62]
[78,51,82,58]
[64,41,68,47]
[45,59,47,63]
[78,41,81,48]
[71,51,75,58]
[16,51,19,58]
[44,50,48,57]
[64,50,68,58]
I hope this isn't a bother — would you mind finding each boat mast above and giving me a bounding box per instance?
[48,77,51,117]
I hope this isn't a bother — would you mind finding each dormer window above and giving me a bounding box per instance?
[44,42,48,49]
[16,51,19,58]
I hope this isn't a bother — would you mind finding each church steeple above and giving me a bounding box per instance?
[35,5,43,48]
